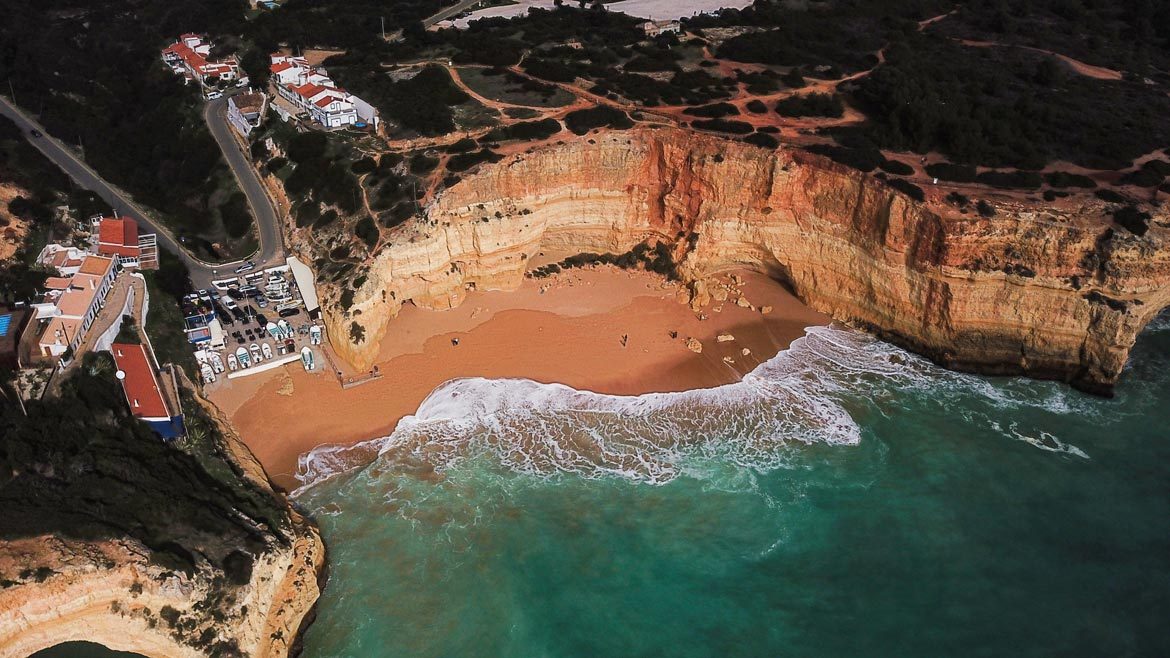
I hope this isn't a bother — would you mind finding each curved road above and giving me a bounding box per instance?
[203,95,286,277]
[0,93,284,288]
[0,0,475,286]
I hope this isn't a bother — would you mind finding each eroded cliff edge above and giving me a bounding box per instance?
[0,368,325,658]
[325,127,1169,394]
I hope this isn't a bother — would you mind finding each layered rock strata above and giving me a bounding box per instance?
[0,405,326,658]
[327,127,1169,394]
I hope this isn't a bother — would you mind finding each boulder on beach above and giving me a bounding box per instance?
[685,337,703,353]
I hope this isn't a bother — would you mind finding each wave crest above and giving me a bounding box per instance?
[294,325,1089,493]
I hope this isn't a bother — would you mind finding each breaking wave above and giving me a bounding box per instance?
[294,325,1093,494]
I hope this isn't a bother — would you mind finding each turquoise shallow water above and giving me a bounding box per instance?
[294,320,1170,658]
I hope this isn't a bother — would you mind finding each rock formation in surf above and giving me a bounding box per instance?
[318,127,1169,394]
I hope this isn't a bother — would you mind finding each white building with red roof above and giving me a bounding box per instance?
[111,342,184,439]
[111,343,170,421]
[162,34,243,86]
[34,255,117,358]
[92,215,158,270]
[37,244,88,276]
[268,53,379,130]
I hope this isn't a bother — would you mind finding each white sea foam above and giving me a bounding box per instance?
[1146,311,1170,334]
[293,325,1093,494]
[991,421,1090,459]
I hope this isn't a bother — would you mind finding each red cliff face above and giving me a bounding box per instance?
[324,127,1169,393]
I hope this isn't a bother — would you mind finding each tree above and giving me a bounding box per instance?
[349,321,366,343]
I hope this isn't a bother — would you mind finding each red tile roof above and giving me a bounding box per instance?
[270,61,296,74]
[291,82,327,100]
[111,343,170,420]
[98,217,138,247]
[313,95,338,108]
[97,218,141,258]
[77,255,114,277]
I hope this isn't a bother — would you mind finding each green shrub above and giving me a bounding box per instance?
[350,157,377,174]
[774,93,844,118]
[409,153,439,174]
[1044,171,1096,188]
[1113,205,1151,236]
[447,148,503,173]
[976,170,1043,189]
[925,163,978,183]
[355,216,379,249]
[691,119,754,134]
[806,145,884,173]
[879,159,915,176]
[744,132,779,149]
[564,106,633,135]
[219,192,252,239]
[485,119,563,142]
[887,178,925,202]
[264,157,288,174]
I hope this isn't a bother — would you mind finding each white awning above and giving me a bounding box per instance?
[286,255,320,314]
[208,318,225,350]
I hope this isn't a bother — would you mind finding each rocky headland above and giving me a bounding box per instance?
[0,374,325,658]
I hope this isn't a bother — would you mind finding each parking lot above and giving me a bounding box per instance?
[182,262,325,384]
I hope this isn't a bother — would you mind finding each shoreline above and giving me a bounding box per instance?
[209,266,829,489]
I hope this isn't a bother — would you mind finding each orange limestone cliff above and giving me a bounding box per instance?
[324,127,1169,394]
[0,411,326,658]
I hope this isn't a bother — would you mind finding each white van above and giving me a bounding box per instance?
[206,91,223,100]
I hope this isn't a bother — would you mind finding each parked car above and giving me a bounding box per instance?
[29,129,42,138]
[235,261,256,274]
[230,307,247,323]
[218,295,238,311]
[206,91,223,100]
[255,296,269,309]
[278,308,301,318]
[226,288,244,300]
[255,313,269,327]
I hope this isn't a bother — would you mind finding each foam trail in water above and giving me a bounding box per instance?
[294,325,1090,493]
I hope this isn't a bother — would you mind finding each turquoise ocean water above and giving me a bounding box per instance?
[293,319,1170,658]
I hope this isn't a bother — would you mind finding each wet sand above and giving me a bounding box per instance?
[211,267,829,489]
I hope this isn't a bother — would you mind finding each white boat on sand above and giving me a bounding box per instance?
[236,346,251,368]
[250,343,263,363]
[200,362,216,383]
[227,353,239,371]
[261,342,274,360]
[301,346,315,372]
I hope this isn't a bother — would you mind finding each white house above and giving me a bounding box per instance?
[162,34,243,86]
[227,92,267,137]
[268,53,379,130]
[35,255,117,358]
[641,20,683,37]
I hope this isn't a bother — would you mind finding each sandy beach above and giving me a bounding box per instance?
[210,267,828,489]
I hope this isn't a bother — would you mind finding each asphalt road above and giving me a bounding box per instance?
[2,0,468,285]
[0,95,208,273]
[0,93,285,288]
[203,96,286,279]
[424,0,486,26]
